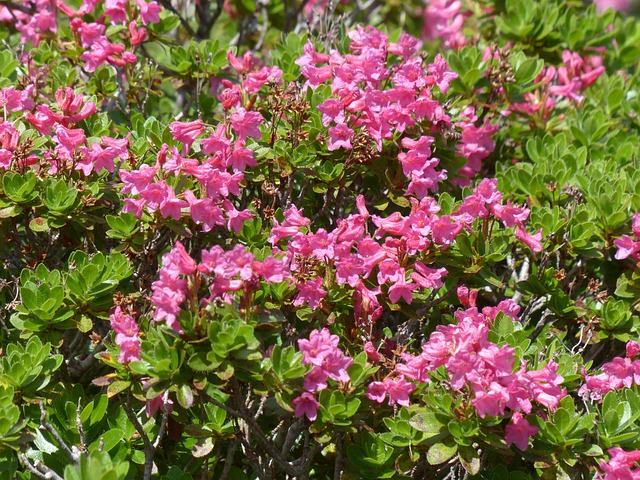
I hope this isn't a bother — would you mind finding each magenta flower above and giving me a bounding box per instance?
[304,366,329,392]
[364,342,381,362]
[110,306,140,364]
[505,413,539,451]
[387,276,417,304]
[293,277,327,311]
[515,227,543,253]
[145,392,174,418]
[136,0,162,25]
[161,242,197,279]
[293,393,320,421]
[632,213,640,237]
[594,0,632,12]
[169,120,204,153]
[367,381,387,404]
[230,108,263,141]
[384,376,416,406]
[614,235,640,260]
[599,447,640,480]
[298,328,340,366]
[327,123,354,151]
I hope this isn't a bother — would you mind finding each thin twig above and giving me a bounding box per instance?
[219,438,239,480]
[19,454,64,480]
[208,396,307,477]
[152,390,171,449]
[76,399,87,453]
[123,392,155,480]
[39,403,79,464]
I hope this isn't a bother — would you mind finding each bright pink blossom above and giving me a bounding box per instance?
[327,123,354,151]
[505,413,539,451]
[293,393,320,421]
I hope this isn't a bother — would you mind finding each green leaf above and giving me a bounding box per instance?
[29,217,49,232]
[177,384,194,409]
[409,412,443,435]
[427,441,458,465]
[88,428,124,453]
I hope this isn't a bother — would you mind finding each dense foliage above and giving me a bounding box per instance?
[1,0,640,478]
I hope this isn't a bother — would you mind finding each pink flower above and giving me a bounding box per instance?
[169,120,204,153]
[295,40,330,67]
[117,338,141,363]
[293,277,327,311]
[632,213,640,237]
[110,306,140,364]
[615,235,640,260]
[364,342,381,362]
[627,341,640,359]
[227,50,256,74]
[427,54,458,93]
[293,393,320,421]
[136,0,162,24]
[515,227,543,253]
[472,384,509,418]
[353,281,382,326]
[145,392,174,418]
[298,328,340,366]
[411,262,447,290]
[387,276,417,304]
[384,376,416,406]
[224,140,255,172]
[304,366,329,392]
[244,66,282,94]
[327,123,354,151]
[323,350,353,383]
[422,0,466,49]
[367,381,387,403]
[301,65,333,88]
[129,21,147,46]
[600,447,640,480]
[430,216,462,245]
[505,413,539,451]
[230,108,263,141]
[594,0,632,12]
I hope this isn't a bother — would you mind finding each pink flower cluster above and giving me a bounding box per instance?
[270,178,541,321]
[599,448,640,480]
[0,85,35,112]
[367,376,416,407]
[151,241,289,331]
[1,86,131,175]
[120,125,255,231]
[0,0,161,70]
[122,53,280,230]
[0,0,57,45]
[299,27,444,150]
[580,341,640,402]
[298,27,500,195]
[614,213,640,262]
[0,122,34,169]
[594,0,633,12]
[511,50,605,119]
[454,107,499,186]
[367,301,565,450]
[421,0,467,49]
[27,87,97,135]
[110,306,141,363]
[224,50,283,96]
[64,0,160,72]
[293,328,354,421]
